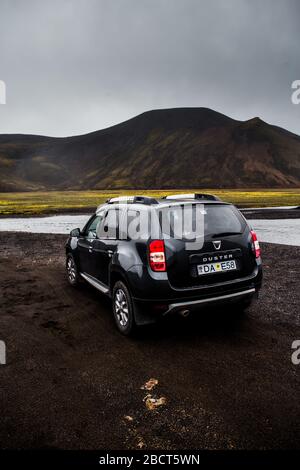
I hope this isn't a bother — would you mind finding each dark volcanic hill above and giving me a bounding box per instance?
[0,107,300,191]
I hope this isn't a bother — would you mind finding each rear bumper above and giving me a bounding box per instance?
[132,280,261,325]
[127,262,262,325]
[163,287,256,315]
[129,263,262,302]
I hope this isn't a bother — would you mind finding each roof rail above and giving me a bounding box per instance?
[163,193,221,201]
[106,195,159,205]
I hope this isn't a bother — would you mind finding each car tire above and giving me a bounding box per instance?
[66,254,81,287]
[112,281,136,336]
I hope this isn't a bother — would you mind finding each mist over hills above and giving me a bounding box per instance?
[0,107,300,191]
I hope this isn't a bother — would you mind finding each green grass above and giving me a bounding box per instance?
[0,189,300,215]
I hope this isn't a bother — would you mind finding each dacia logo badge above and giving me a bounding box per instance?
[213,240,221,250]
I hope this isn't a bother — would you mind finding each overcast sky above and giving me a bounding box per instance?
[0,0,299,136]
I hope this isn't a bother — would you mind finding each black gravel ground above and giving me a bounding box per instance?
[0,232,300,450]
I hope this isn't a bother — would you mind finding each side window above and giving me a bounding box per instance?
[98,208,120,239]
[127,210,140,239]
[85,215,102,239]
[127,210,140,227]
[126,209,150,240]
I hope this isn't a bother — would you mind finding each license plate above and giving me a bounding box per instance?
[197,260,237,276]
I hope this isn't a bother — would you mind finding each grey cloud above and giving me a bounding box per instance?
[0,0,299,136]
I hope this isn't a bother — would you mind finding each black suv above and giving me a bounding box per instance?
[66,194,262,335]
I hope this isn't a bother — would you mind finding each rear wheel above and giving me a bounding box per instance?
[112,281,136,335]
[66,254,81,287]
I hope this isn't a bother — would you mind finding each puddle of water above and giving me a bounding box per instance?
[249,219,300,247]
[0,215,90,234]
[0,215,300,246]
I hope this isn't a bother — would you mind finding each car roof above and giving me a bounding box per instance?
[96,194,230,214]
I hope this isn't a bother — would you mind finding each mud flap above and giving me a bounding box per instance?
[133,300,157,326]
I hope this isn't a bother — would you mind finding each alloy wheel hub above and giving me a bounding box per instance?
[115,289,129,326]
[67,258,76,282]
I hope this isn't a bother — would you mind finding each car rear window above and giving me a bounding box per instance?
[158,203,246,239]
[202,204,246,236]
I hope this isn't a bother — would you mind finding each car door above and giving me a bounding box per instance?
[91,208,122,285]
[77,214,102,275]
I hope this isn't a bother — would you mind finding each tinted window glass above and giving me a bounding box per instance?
[85,215,102,238]
[125,209,151,239]
[98,209,120,239]
[159,204,245,239]
[203,205,245,236]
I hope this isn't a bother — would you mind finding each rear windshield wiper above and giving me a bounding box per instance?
[211,231,242,238]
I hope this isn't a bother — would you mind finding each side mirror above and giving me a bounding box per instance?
[70,228,81,237]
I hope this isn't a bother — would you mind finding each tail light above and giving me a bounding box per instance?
[250,230,261,258]
[149,240,166,272]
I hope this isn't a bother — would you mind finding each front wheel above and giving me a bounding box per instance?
[66,254,81,287]
[112,281,136,335]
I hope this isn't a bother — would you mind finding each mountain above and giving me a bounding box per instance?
[0,107,300,191]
